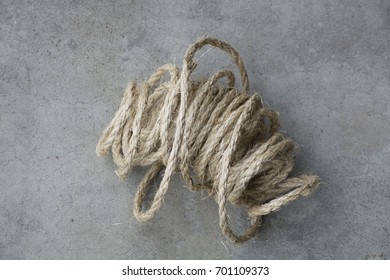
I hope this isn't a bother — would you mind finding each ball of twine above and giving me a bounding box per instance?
[96,37,319,243]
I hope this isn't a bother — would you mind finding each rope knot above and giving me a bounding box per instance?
[96,37,319,243]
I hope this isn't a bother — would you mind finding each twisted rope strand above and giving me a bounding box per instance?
[96,37,319,243]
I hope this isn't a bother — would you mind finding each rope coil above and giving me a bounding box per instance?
[96,37,319,243]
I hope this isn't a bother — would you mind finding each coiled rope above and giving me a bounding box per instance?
[96,37,319,243]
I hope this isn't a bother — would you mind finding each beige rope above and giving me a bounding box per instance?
[96,37,319,243]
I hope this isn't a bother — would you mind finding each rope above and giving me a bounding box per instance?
[96,37,319,243]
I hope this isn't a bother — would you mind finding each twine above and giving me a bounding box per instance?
[96,37,319,243]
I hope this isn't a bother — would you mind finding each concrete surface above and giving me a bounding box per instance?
[1,0,389,259]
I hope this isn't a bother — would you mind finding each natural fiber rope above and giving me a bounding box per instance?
[96,37,319,243]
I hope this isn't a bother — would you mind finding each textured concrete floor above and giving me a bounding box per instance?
[1,0,389,259]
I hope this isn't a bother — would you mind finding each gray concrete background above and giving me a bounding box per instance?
[1,0,389,259]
